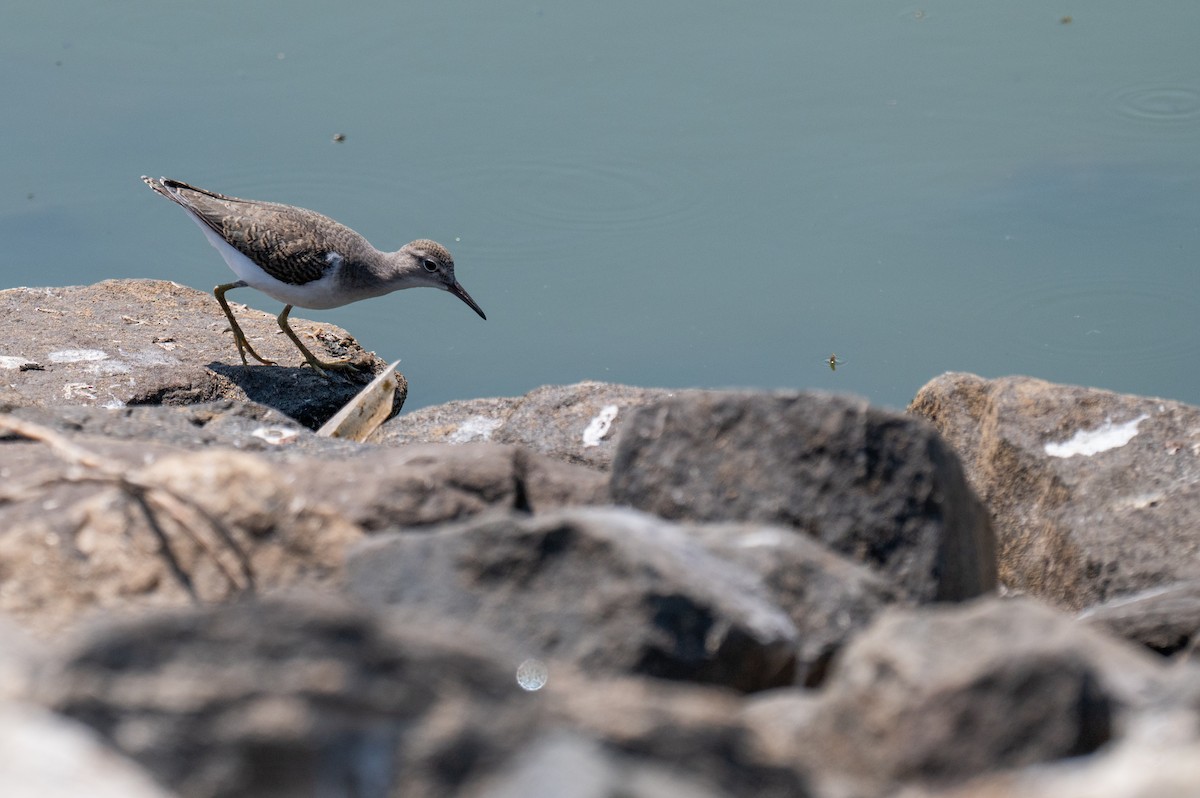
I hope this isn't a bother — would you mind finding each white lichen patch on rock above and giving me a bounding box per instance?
[1044,414,1149,458]
[449,416,503,443]
[47,349,109,363]
[252,426,300,446]
[582,404,619,447]
[0,356,35,369]
[61,383,97,401]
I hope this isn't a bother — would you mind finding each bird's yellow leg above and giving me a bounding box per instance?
[214,282,275,366]
[276,304,363,378]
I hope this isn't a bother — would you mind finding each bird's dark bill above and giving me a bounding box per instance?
[451,281,487,320]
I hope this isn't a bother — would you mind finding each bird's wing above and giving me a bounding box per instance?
[170,185,359,287]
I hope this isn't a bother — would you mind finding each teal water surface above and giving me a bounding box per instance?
[2,2,1199,410]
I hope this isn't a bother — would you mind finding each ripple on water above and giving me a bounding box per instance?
[895,6,929,22]
[993,277,1200,366]
[445,155,706,235]
[1108,82,1200,125]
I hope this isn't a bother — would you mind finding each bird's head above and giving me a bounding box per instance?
[403,239,486,320]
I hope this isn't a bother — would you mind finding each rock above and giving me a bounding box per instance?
[476,732,730,798]
[373,395,520,446]
[0,438,362,636]
[924,731,1200,798]
[344,508,800,691]
[744,597,1168,792]
[910,372,1200,610]
[688,524,903,686]
[0,280,396,428]
[610,390,997,602]
[0,616,45,702]
[1078,580,1200,656]
[31,595,540,798]
[287,442,608,531]
[542,672,811,798]
[0,405,610,507]
[1,401,366,457]
[28,595,812,798]
[377,381,683,469]
[0,414,605,636]
[513,446,611,511]
[0,700,180,798]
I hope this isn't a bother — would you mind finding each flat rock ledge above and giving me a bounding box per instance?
[1,281,1198,797]
[0,280,396,429]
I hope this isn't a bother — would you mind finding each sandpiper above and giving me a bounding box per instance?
[141,176,485,376]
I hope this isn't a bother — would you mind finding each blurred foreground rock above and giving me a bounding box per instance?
[744,597,1169,795]
[1079,579,1200,656]
[611,390,997,602]
[2,282,1200,797]
[0,700,181,798]
[346,508,801,692]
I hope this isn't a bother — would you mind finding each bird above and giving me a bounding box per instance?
[141,176,485,377]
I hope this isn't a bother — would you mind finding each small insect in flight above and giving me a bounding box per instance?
[826,354,844,371]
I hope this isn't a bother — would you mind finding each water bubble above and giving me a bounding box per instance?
[515,658,549,692]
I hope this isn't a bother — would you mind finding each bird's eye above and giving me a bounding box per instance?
[422,259,438,272]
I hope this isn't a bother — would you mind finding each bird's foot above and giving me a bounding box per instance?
[276,305,370,380]
[234,336,277,367]
[300,355,370,380]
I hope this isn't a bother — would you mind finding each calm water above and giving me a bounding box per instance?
[3,2,1199,411]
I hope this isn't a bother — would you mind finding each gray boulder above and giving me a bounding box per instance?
[1079,579,1200,656]
[0,420,604,637]
[286,442,607,530]
[744,597,1168,793]
[610,390,996,601]
[31,595,539,798]
[923,733,1200,798]
[910,372,1200,610]
[376,381,684,469]
[0,438,363,636]
[476,733,730,798]
[542,672,810,798]
[688,523,903,686]
[27,594,811,798]
[345,508,799,691]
